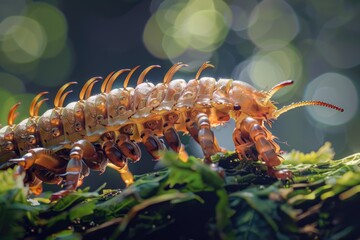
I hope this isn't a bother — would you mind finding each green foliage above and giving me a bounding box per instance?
[0,169,36,240]
[1,143,360,239]
[282,142,335,165]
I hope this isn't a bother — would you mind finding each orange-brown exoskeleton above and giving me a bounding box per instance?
[0,62,344,200]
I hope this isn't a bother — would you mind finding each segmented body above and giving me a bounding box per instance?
[0,62,343,199]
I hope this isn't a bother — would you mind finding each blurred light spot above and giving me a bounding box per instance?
[144,0,231,62]
[248,0,299,49]
[232,59,252,83]
[143,11,167,59]
[0,89,16,126]
[10,93,36,122]
[304,73,357,126]
[243,45,302,100]
[0,92,50,126]
[168,49,213,72]
[303,47,332,80]
[317,24,360,69]
[229,0,258,41]
[0,72,25,93]
[26,2,68,58]
[34,45,74,88]
[307,1,353,26]
[149,0,163,14]
[0,0,26,22]
[230,0,258,32]
[0,2,70,85]
[0,16,47,63]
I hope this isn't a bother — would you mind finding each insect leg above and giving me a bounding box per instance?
[163,125,181,152]
[107,163,134,186]
[117,124,141,162]
[141,128,166,159]
[103,140,134,186]
[10,148,65,183]
[191,112,222,162]
[140,119,166,159]
[162,112,183,153]
[232,128,258,160]
[186,118,199,142]
[51,140,105,201]
[50,147,86,201]
[237,117,292,179]
[238,117,281,166]
[25,173,43,196]
[163,124,188,162]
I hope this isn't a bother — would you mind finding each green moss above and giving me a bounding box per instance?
[1,143,360,239]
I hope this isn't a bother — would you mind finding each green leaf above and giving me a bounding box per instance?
[282,142,335,165]
[50,191,99,212]
[162,151,224,192]
[68,201,96,221]
[46,230,81,240]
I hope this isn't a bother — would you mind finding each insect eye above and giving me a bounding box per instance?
[233,104,241,111]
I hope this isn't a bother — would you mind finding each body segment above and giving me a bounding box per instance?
[0,62,344,199]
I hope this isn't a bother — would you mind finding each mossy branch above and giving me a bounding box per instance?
[1,142,360,239]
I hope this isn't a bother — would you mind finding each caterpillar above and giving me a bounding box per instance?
[0,62,344,200]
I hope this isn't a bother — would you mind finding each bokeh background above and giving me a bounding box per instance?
[0,0,359,189]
